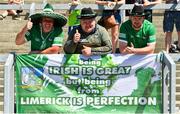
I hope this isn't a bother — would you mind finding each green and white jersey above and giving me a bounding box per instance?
[25,24,64,51]
[119,20,156,48]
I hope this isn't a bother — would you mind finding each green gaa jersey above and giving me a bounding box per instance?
[119,20,156,48]
[25,24,64,51]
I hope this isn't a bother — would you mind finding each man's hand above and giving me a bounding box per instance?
[69,0,80,6]
[73,29,81,43]
[12,0,23,4]
[82,45,92,56]
[124,43,136,54]
[143,0,151,6]
[124,47,135,54]
[26,18,33,30]
[15,18,32,45]
[107,1,116,7]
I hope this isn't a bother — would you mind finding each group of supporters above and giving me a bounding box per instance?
[12,0,180,55]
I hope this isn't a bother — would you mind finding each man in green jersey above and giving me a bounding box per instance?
[15,3,67,54]
[119,4,156,54]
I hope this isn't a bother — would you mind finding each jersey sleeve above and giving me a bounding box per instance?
[119,23,128,44]
[52,31,64,46]
[25,25,36,42]
[147,24,156,45]
[25,30,31,42]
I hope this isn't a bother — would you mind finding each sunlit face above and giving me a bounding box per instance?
[80,18,96,33]
[41,17,54,33]
[131,16,144,31]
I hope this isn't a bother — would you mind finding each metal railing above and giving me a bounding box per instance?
[3,54,14,113]
[162,52,176,113]
[0,3,180,10]
[0,2,179,22]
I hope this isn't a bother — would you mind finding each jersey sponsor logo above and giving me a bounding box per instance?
[142,37,147,39]
[48,38,53,41]
[130,35,134,38]
[35,38,40,42]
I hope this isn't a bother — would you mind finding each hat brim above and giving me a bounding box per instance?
[77,14,97,19]
[129,13,146,16]
[30,12,67,27]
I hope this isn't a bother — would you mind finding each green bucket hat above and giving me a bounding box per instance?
[30,3,67,27]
